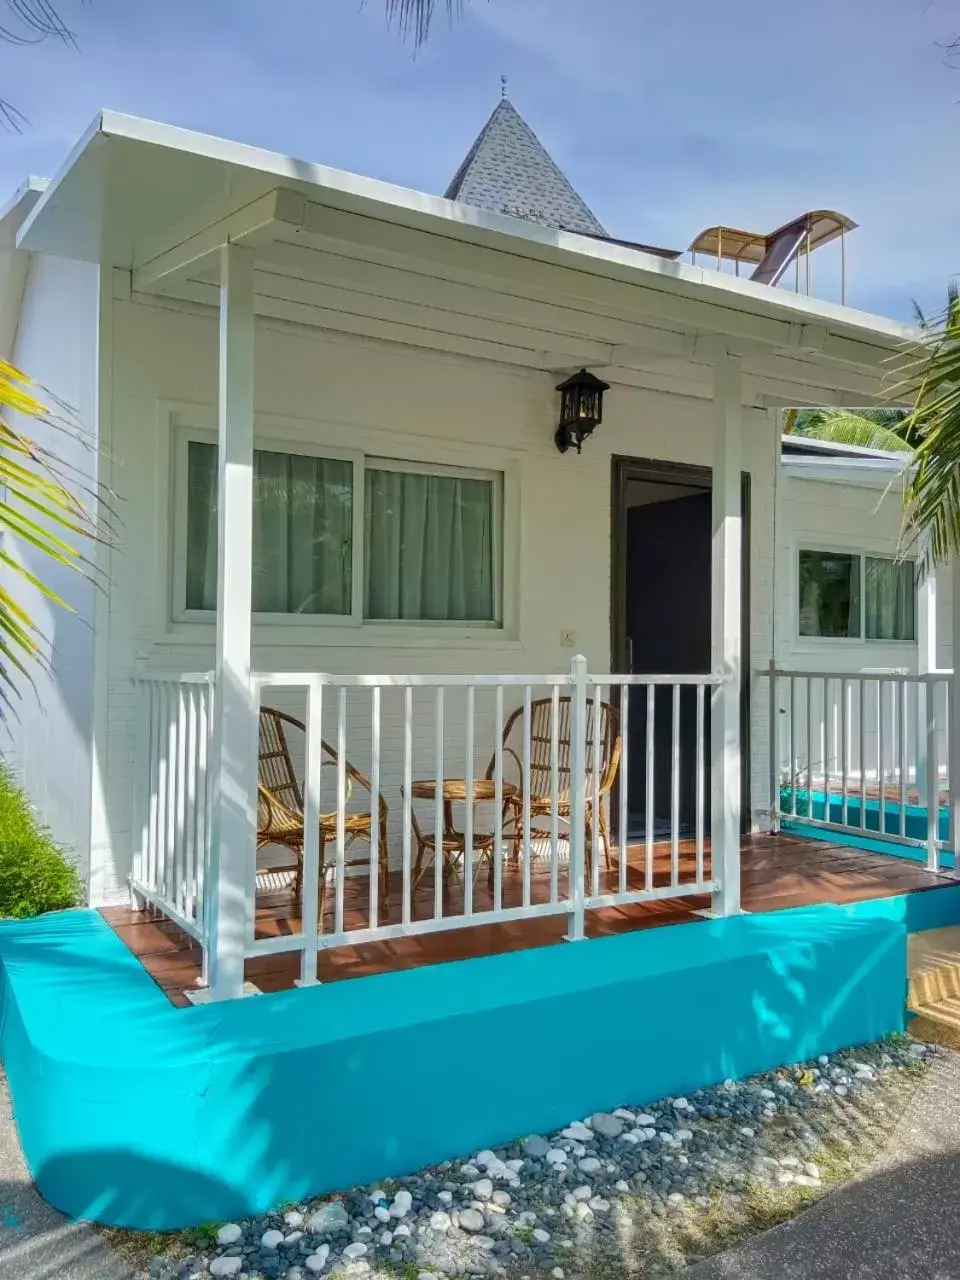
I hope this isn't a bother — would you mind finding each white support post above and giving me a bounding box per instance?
[207,242,257,1001]
[711,352,743,916]
[950,558,960,869]
[916,540,937,797]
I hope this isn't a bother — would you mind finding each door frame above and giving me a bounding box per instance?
[610,455,751,834]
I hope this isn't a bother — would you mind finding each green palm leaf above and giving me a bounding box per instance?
[787,408,912,453]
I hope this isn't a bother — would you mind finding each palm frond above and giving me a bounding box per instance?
[786,407,912,453]
[0,359,102,700]
[382,0,463,44]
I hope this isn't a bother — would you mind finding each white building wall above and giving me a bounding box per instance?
[100,286,778,897]
[1,253,99,885]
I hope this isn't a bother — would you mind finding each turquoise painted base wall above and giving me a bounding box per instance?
[0,895,949,1230]
[782,792,956,870]
[782,816,957,871]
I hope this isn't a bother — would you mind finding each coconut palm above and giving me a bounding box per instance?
[384,0,463,43]
[0,360,99,698]
[783,406,912,453]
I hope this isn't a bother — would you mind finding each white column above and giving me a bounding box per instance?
[950,558,960,867]
[207,242,258,1001]
[915,541,936,799]
[711,352,743,916]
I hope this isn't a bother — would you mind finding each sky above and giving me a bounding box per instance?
[0,0,957,321]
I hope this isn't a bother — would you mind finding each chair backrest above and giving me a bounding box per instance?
[506,696,620,800]
[259,707,305,818]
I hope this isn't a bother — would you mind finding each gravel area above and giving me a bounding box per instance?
[143,1035,934,1280]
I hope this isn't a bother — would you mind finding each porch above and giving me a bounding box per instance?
[110,831,953,1005]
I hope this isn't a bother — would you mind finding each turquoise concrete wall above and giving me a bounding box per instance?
[782,815,957,871]
[782,791,956,869]
[0,895,937,1230]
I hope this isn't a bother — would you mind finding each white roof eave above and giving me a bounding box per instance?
[14,110,920,358]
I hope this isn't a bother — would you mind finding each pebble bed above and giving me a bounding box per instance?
[148,1036,932,1280]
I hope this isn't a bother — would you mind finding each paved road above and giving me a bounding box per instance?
[689,1047,960,1280]
[0,1070,135,1280]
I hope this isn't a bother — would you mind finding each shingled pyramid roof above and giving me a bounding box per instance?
[445,98,607,238]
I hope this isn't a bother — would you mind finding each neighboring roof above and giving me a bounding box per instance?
[14,111,920,363]
[691,212,857,267]
[445,98,607,237]
[781,434,907,462]
[0,177,49,358]
[780,433,908,488]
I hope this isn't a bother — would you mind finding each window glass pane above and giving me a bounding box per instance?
[865,557,916,641]
[798,550,861,637]
[364,467,497,621]
[184,441,353,615]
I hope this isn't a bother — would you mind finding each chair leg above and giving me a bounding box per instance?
[599,806,613,871]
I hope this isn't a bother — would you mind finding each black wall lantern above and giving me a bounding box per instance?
[554,368,610,454]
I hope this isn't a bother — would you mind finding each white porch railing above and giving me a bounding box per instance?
[131,673,215,944]
[768,662,953,871]
[132,661,722,992]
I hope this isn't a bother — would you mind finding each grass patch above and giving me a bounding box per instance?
[0,764,81,917]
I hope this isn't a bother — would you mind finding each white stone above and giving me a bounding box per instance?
[618,1132,639,1145]
[804,1162,821,1179]
[459,1209,485,1233]
[667,1193,686,1206]
[533,1228,551,1243]
[759,1088,776,1100]
[437,1190,453,1205]
[430,1211,452,1232]
[473,1178,494,1200]
[390,1190,413,1219]
[589,1197,610,1212]
[368,1188,385,1203]
[380,1231,393,1247]
[574,1203,593,1222]
[460,1163,481,1178]
[615,1180,630,1193]
[492,1190,511,1207]
[818,1055,829,1065]
[739,1127,755,1138]
[676,1129,693,1142]
[284,1211,304,1229]
[506,1158,524,1173]
[216,1224,243,1247]
[475,1149,498,1167]
[304,1245,330,1273]
[835,1085,848,1097]
[589,1113,624,1138]
[612,1108,636,1122]
[552,1269,565,1279]
[793,1174,821,1188]
[545,1149,568,1165]
[779,1156,801,1169]
[673,1097,693,1111]
[307,1203,349,1233]
[578,1157,602,1174]
[572,1186,592,1202]
[634,1114,656,1127]
[374,1205,391,1223]
[393,1224,411,1239]
[261,1229,285,1250]
[561,1123,593,1142]
[210,1260,243,1279]
[342,1243,367,1261]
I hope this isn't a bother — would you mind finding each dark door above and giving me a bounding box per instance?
[626,492,712,835]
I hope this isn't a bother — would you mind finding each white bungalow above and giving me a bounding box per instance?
[0,97,952,1005]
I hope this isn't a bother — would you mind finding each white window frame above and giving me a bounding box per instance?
[171,426,508,633]
[796,544,917,645]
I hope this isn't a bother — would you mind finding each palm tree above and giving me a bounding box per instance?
[896,285,960,566]
[0,361,99,699]
[384,0,463,43]
[783,406,913,453]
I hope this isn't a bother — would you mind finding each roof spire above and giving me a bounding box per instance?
[500,73,508,101]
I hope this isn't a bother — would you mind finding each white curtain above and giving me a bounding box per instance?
[185,442,353,614]
[364,468,494,620]
[865,557,915,641]
[798,550,860,638]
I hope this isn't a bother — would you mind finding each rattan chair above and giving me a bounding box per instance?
[487,696,621,873]
[257,706,389,916]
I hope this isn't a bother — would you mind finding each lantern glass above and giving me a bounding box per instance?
[555,369,610,453]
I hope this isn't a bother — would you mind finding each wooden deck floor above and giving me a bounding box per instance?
[103,833,955,1007]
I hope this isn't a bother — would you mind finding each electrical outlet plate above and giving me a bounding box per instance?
[560,629,576,648]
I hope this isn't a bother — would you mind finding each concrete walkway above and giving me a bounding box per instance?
[0,1070,135,1280]
[689,1047,960,1279]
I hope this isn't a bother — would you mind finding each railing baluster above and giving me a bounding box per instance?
[790,675,798,817]
[465,686,475,914]
[197,680,210,933]
[164,684,177,904]
[695,682,705,886]
[928,677,940,872]
[146,683,159,897]
[645,684,655,892]
[878,679,886,836]
[300,677,323,984]
[402,687,413,927]
[618,683,628,897]
[184,686,198,922]
[335,685,347,936]
[820,676,828,824]
[174,684,188,916]
[671,683,680,887]
[369,686,381,930]
[590,685,601,898]
[899,679,908,838]
[550,685,560,901]
[494,685,504,914]
[860,677,867,830]
[522,685,532,908]
[806,675,814,816]
[840,677,849,828]
[434,687,444,922]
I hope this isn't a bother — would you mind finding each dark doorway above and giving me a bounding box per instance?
[611,457,751,840]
